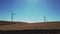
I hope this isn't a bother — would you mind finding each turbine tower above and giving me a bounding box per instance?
[11,8,15,22]
[44,16,46,22]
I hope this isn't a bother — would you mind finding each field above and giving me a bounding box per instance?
[0,21,60,30]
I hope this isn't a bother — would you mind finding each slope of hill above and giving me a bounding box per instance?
[0,20,27,26]
[0,21,60,30]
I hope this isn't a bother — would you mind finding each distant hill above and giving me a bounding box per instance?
[0,20,27,25]
[33,21,60,23]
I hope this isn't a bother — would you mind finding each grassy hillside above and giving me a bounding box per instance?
[0,20,27,26]
[0,21,60,30]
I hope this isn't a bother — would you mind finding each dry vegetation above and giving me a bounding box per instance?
[0,21,60,30]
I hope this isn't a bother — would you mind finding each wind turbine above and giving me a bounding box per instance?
[11,8,16,22]
[44,16,46,22]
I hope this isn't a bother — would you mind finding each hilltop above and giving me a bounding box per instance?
[0,20,27,25]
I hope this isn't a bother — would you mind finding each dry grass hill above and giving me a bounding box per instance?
[0,21,60,30]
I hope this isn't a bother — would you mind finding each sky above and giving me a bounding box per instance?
[0,0,60,23]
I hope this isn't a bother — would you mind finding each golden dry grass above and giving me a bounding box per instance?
[0,21,60,30]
